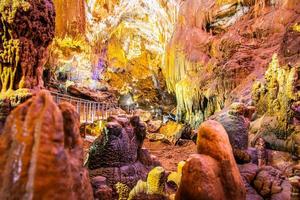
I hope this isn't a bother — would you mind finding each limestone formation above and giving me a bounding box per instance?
[167,161,186,188]
[163,0,300,126]
[0,0,55,125]
[212,102,255,163]
[253,166,291,199]
[86,115,159,196]
[0,90,93,199]
[238,160,293,200]
[91,176,113,200]
[67,84,117,104]
[251,54,300,157]
[176,120,246,200]
[0,0,55,95]
[53,0,86,37]
[126,166,167,200]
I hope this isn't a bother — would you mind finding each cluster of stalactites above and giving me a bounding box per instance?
[86,0,179,65]
[175,76,224,127]
[162,0,278,126]
[163,47,224,127]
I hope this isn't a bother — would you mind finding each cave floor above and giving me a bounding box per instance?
[83,137,197,172]
[143,139,197,171]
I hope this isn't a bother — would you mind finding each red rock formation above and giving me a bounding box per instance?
[0,91,93,199]
[176,120,246,200]
[0,0,55,91]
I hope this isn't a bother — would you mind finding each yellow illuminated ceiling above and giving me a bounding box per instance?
[86,0,179,64]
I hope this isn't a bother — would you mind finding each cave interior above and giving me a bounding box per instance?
[0,0,300,200]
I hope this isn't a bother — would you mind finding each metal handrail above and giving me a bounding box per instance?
[50,91,118,124]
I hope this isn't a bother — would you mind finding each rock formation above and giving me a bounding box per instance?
[163,0,300,126]
[0,0,55,124]
[0,90,93,199]
[0,0,55,94]
[176,120,246,200]
[86,114,160,197]
[127,166,168,200]
[212,102,254,163]
[53,0,86,37]
[251,53,300,157]
[239,163,292,200]
[85,0,179,107]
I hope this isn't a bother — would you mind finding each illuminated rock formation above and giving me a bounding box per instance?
[167,161,186,188]
[0,0,55,99]
[0,91,93,199]
[126,166,167,200]
[163,0,300,126]
[250,53,300,156]
[211,102,255,163]
[86,115,160,197]
[53,0,86,37]
[176,120,246,200]
[84,0,179,105]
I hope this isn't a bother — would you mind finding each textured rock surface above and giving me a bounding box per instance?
[87,115,146,169]
[239,163,263,200]
[211,102,254,163]
[163,0,300,126]
[86,115,158,195]
[53,0,86,37]
[239,163,292,200]
[176,120,246,200]
[251,53,300,156]
[91,176,113,200]
[67,84,117,104]
[0,0,55,94]
[213,103,252,150]
[253,166,292,199]
[0,90,93,199]
[128,166,168,200]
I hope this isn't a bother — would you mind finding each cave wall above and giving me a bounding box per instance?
[53,0,86,37]
[163,0,300,127]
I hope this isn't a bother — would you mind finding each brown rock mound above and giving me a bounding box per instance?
[0,90,93,199]
[176,120,246,200]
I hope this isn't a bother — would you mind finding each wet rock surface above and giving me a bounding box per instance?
[0,90,93,199]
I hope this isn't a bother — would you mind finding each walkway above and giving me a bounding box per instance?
[50,91,118,124]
